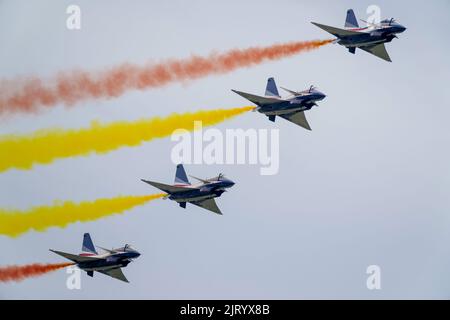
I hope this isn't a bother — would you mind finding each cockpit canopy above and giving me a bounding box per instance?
[380,18,397,26]
[308,88,322,94]
[209,173,226,181]
[119,244,136,252]
[299,85,319,95]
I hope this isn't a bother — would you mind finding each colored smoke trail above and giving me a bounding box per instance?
[0,106,253,173]
[0,263,74,283]
[0,193,165,237]
[0,40,333,116]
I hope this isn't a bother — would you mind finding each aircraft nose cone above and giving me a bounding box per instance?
[227,180,235,187]
[398,25,406,33]
[317,92,326,100]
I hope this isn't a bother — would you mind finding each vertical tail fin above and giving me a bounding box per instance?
[175,164,190,185]
[82,233,97,254]
[345,9,359,28]
[265,77,280,97]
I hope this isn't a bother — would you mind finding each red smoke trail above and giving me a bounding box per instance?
[0,39,333,117]
[0,262,74,283]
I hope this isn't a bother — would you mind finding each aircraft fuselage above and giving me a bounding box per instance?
[258,93,325,116]
[337,25,405,48]
[168,180,233,203]
[77,251,139,272]
[338,32,394,48]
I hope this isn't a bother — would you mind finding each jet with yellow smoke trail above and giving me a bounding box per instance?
[51,233,140,283]
[142,164,235,215]
[232,77,326,130]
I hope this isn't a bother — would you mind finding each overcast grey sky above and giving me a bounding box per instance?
[0,0,449,299]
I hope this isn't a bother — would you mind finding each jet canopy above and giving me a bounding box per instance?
[208,173,226,181]
[380,18,397,25]
[118,244,137,252]
[299,85,320,95]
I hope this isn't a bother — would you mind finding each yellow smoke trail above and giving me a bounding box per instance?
[0,193,165,237]
[0,106,253,173]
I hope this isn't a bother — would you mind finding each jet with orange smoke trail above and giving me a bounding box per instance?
[50,233,140,283]
[312,9,406,62]
[232,77,326,130]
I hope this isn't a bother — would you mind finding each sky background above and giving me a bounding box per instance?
[0,0,449,299]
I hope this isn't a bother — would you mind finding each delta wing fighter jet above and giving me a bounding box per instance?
[312,9,406,62]
[50,233,140,283]
[141,164,234,215]
[232,77,326,130]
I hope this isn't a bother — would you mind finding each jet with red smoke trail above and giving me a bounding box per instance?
[312,9,406,62]
[50,233,140,283]
[232,77,326,130]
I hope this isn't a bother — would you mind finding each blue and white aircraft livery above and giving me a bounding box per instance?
[50,233,141,283]
[312,9,406,62]
[232,77,326,130]
[141,164,235,215]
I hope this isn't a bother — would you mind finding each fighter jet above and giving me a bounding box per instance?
[312,9,406,62]
[232,77,326,130]
[50,233,140,283]
[141,164,234,215]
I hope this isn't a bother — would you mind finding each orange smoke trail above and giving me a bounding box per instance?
[0,39,333,116]
[0,262,74,283]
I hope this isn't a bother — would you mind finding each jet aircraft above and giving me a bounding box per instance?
[141,164,235,215]
[312,9,406,62]
[50,233,140,283]
[232,77,326,130]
